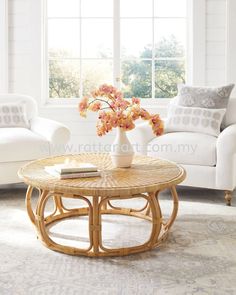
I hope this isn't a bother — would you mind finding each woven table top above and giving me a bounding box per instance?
[18,153,186,197]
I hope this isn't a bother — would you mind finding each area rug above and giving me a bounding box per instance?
[0,185,236,295]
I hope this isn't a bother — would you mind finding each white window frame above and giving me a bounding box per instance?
[42,0,206,107]
[0,0,8,93]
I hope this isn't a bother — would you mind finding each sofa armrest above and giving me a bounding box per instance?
[127,122,156,155]
[30,117,70,145]
[216,124,236,190]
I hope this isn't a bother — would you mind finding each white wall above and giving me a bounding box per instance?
[226,0,236,96]
[6,0,234,150]
[0,0,8,92]
[206,0,227,85]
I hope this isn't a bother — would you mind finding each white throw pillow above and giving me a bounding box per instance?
[0,102,29,128]
[165,104,226,137]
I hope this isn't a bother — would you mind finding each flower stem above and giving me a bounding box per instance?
[88,98,115,112]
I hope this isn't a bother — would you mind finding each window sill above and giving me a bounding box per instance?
[41,98,172,109]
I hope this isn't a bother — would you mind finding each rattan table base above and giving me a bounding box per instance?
[26,185,179,257]
[19,154,186,257]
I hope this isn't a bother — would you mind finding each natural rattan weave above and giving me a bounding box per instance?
[19,153,186,257]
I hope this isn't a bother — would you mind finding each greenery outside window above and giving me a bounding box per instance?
[47,0,187,100]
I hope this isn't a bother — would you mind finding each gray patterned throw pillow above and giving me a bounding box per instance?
[165,104,226,137]
[0,102,29,128]
[177,84,235,109]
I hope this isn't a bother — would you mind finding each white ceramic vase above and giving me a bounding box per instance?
[110,127,134,168]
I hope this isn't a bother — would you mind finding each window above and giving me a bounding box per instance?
[46,0,188,100]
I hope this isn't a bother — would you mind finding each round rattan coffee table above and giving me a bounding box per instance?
[18,153,185,257]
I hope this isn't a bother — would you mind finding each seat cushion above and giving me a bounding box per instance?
[147,132,217,166]
[0,128,50,163]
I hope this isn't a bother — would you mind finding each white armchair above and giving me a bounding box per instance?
[128,99,236,206]
[0,94,70,185]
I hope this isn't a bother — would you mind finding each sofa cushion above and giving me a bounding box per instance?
[0,94,37,121]
[0,128,50,163]
[177,84,234,108]
[147,132,217,166]
[0,102,29,128]
[165,104,226,137]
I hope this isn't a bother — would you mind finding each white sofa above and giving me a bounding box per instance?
[0,94,70,185]
[128,98,236,206]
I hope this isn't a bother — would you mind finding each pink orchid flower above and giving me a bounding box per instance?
[78,84,164,137]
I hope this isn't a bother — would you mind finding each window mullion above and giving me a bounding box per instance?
[113,0,120,89]
[45,0,49,101]
[79,0,83,99]
[152,0,155,99]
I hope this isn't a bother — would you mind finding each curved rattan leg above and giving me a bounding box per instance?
[97,193,161,255]
[92,197,100,254]
[35,190,52,244]
[26,185,41,225]
[36,191,94,255]
[163,186,179,230]
[147,192,162,247]
[26,186,35,225]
